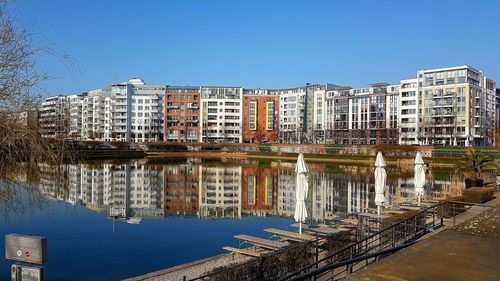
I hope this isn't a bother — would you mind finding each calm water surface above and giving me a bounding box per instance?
[0,158,453,280]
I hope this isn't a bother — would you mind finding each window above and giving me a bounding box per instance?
[249,102,257,130]
[266,102,274,130]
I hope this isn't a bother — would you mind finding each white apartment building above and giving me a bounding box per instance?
[398,79,419,145]
[200,86,243,143]
[417,65,496,146]
[277,87,305,144]
[277,84,336,144]
[81,78,165,142]
[68,94,85,139]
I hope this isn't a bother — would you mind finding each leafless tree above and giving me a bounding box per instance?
[0,1,71,210]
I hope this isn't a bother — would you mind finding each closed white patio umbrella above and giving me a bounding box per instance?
[374,152,387,215]
[414,152,426,204]
[294,153,309,235]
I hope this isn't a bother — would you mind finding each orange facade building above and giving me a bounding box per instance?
[164,86,200,142]
[242,90,279,143]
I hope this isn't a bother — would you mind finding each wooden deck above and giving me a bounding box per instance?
[222,246,261,257]
[263,228,317,242]
[234,235,287,250]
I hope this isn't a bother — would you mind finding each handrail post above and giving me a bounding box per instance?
[391,224,395,248]
[315,236,319,265]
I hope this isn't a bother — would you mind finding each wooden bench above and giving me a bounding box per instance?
[384,209,407,215]
[223,246,261,257]
[290,223,350,236]
[355,212,390,219]
[234,234,287,250]
[263,228,317,242]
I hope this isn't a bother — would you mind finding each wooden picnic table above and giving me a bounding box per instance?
[383,209,407,215]
[399,205,422,211]
[263,228,317,242]
[234,234,287,250]
[290,223,350,236]
[354,212,390,219]
[223,246,261,257]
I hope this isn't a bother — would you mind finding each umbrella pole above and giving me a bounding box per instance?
[377,206,380,215]
[299,221,302,235]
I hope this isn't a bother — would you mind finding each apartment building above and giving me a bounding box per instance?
[200,86,243,143]
[39,95,69,139]
[81,79,165,142]
[417,66,496,146]
[399,79,419,145]
[324,83,399,145]
[164,86,200,142]
[277,84,337,144]
[242,89,279,143]
[68,94,86,139]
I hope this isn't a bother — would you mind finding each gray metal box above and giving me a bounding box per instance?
[5,234,48,264]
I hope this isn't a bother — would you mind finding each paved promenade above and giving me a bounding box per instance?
[349,194,500,281]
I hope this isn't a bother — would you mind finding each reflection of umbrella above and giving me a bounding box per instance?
[294,153,309,235]
[414,152,426,204]
[374,152,387,215]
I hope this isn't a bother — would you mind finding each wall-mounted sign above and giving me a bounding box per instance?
[5,234,48,264]
[11,264,44,281]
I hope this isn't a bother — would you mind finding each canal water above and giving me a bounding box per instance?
[0,158,453,281]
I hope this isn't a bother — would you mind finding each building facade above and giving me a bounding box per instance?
[68,94,85,139]
[324,83,399,145]
[200,86,243,143]
[39,95,69,139]
[164,86,200,142]
[398,79,419,145]
[39,65,496,146]
[417,66,496,146]
[242,89,279,143]
[80,79,165,142]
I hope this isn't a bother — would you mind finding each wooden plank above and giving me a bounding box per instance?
[384,209,407,215]
[263,228,316,241]
[399,206,422,211]
[234,235,287,250]
[355,212,390,219]
[223,246,261,257]
[340,218,358,225]
[290,223,350,235]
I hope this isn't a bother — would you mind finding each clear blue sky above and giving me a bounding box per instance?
[16,0,500,95]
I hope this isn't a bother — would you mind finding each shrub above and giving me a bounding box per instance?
[322,230,356,260]
[461,187,495,204]
[207,242,315,281]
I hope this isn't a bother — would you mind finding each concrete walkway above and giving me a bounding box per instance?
[349,194,500,281]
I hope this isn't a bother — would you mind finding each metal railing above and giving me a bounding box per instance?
[279,202,447,281]
[188,200,493,281]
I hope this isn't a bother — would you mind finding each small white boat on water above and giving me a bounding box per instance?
[126,217,143,224]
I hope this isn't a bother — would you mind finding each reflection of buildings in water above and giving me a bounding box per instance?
[395,178,448,202]
[39,161,165,219]
[199,166,241,219]
[241,166,278,217]
[164,163,200,216]
[38,159,453,221]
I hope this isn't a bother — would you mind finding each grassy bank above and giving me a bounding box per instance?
[146,151,461,169]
